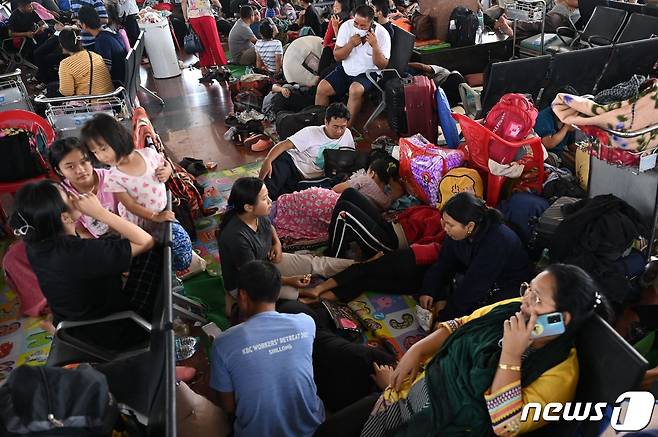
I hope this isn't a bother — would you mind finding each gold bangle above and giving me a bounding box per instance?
[498,363,521,372]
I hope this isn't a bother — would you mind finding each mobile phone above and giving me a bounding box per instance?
[370,22,376,32]
[530,312,565,339]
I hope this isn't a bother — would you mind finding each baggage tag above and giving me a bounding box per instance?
[202,322,223,340]
[639,153,657,173]
[416,305,433,332]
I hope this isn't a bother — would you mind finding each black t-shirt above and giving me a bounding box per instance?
[381,21,395,39]
[217,216,273,291]
[8,10,42,33]
[26,235,133,324]
[303,5,323,37]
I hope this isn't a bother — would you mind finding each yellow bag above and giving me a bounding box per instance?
[437,167,484,209]
[575,145,590,191]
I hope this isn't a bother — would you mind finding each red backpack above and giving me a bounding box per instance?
[484,93,539,164]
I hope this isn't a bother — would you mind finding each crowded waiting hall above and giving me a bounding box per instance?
[1,0,658,433]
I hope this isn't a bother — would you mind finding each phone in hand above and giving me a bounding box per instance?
[530,312,566,339]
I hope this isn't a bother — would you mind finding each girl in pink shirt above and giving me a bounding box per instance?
[48,137,119,239]
[80,114,194,271]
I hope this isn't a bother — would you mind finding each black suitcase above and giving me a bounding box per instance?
[384,78,407,134]
[533,196,579,248]
[275,105,326,140]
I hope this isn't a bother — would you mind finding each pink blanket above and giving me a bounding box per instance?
[552,79,658,152]
[274,187,340,241]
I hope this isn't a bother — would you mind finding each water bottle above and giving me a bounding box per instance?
[477,9,484,43]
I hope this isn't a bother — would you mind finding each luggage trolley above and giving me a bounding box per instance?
[34,87,132,139]
[502,0,547,57]
[578,122,658,261]
[0,69,32,111]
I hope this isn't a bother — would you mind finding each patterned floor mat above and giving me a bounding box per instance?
[0,244,51,385]
[348,292,427,360]
[197,161,262,213]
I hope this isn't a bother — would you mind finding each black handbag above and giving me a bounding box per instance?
[183,25,204,54]
[0,130,47,182]
[323,147,369,182]
[0,365,120,436]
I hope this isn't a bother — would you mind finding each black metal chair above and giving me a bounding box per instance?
[132,31,165,106]
[538,45,613,108]
[576,0,609,27]
[0,2,37,73]
[616,12,658,43]
[480,55,552,115]
[529,315,648,437]
[362,26,416,131]
[90,219,176,436]
[608,0,645,15]
[597,37,658,91]
[552,6,627,51]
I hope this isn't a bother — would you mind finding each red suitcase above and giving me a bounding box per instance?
[403,75,438,144]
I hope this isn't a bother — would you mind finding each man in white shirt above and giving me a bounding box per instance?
[315,5,391,127]
[258,103,354,200]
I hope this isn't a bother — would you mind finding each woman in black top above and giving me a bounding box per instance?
[11,180,158,325]
[419,192,532,321]
[217,177,354,315]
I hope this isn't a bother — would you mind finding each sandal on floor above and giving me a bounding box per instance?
[243,133,266,148]
[251,138,273,152]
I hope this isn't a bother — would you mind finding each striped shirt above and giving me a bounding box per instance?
[72,0,108,46]
[71,0,108,17]
[58,50,114,96]
[255,39,282,73]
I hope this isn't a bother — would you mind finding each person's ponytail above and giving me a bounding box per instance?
[217,177,264,233]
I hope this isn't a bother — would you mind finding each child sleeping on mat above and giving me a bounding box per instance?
[272,156,405,242]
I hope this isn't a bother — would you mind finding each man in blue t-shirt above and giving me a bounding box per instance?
[210,260,325,437]
[78,5,127,83]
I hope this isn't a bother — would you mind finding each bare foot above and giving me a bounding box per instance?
[298,289,338,305]
[298,286,321,300]
[371,363,395,390]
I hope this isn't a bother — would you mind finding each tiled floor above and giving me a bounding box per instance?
[137,59,394,171]
[137,62,263,170]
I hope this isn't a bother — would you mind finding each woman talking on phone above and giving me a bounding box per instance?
[319,264,611,436]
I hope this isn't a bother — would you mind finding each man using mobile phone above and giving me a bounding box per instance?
[315,5,391,127]
[372,0,395,38]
